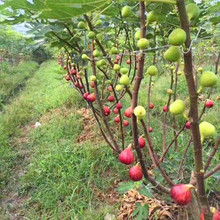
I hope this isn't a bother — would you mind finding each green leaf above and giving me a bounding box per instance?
[117,181,134,195]
[132,203,149,220]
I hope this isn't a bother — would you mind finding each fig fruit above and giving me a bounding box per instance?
[146,65,158,76]
[120,75,130,85]
[168,28,186,46]
[129,164,143,181]
[119,146,134,165]
[146,11,159,25]
[199,121,216,143]
[170,100,185,115]
[186,3,200,21]
[200,71,217,88]
[134,106,146,119]
[137,38,149,50]
[88,31,95,39]
[164,46,181,62]
[77,21,86,29]
[122,6,132,18]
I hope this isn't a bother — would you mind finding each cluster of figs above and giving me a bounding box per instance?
[59,2,219,215]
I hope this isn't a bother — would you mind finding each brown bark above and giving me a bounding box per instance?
[177,0,211,218]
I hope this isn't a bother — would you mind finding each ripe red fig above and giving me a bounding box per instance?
[119,146,135,165]
[124,107,133,118]
[126,59,131,64]
[129,164,143,181]
[108,95,115,102]
[70,69,77,75]
[87,93,96,103]
[123,120,129,127]
[74,82,79,87]
[200,212,204,220]
[63,66,67,70]
[114,60,119,64]
[116,102,123,110]
[148,127,153,133]
[103,106,111,116]
[114,116,120,123]
[113,108,119,114]
[90,81,95,88]
[211,207,220,220]
[83,92,89,100]
[163,105,168,112]
[149,102,154,109]
[76,74,81,80]
[185,122,191,129]
[138,136,146,148]
[205,100,214,108]
[79,84,84,89]
[66,75,71,81]
[108,86,113,91]
[170,184,193,205]
[116,55,121,61]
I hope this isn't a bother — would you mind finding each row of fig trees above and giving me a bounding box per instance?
[1,0,219,219]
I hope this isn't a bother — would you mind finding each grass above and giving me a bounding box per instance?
[0,61,39,108]
[0,60,127,219]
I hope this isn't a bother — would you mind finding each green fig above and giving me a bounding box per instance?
[116,84,124,91]
[120,75,130,85]
[77,21,86,29]
[88,31,95,39]
[146,11,159,25]
[164,46,181,62]
[170,100,185,115]
[114,64,120,71]
[95,20,102,26]
[168,28,186,46]
[199,121,216,143]
[135,30,141,40]
[122,6,132,18]
[82,54,89,60]
[120,68,129,75]
[96,33,104,41]
[105,80,112,84]
[134,106,146,119]
[110,47,118,55]
[200,71,217,88]
[90,75,97,82]
[186,3,200,21]
[93,49,101,57]
[137,38,149,50]
[146,65,158,76]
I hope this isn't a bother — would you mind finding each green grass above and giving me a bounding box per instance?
[0,60,126,219]
[0,61,39,108]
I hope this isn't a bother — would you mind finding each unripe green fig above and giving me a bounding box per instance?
[167,89,173,94]
[114,64,120,71]
[90,75,97,81]
[168,28,186,46]
[146,65,158,76]
[88,31,95,39]
[122,6,132,18]
[120,68,129,75]
[135,30,141,40]
[170,100,185,115]
[96,33,104,41]
[93,49,101,57]
[82,54,89,60]
[137,38,149,50]
[105,80,112,84]
[170,66,175,70]
[146,11,159,25]
[134,106,146,119]
[116,84,123,91]
[95,20,102,26]
[77,21,86,29]
[197,67,203,73]
[199,121,216,143]
[164,46,181,62]
[110,47,118,55]
[186,3,200,21]
[200,71,217,88]
[120,75,130,85]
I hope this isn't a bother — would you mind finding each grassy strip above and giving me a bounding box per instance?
[0,61,39,108]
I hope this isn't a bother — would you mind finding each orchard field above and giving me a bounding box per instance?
[0,0,219,220]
